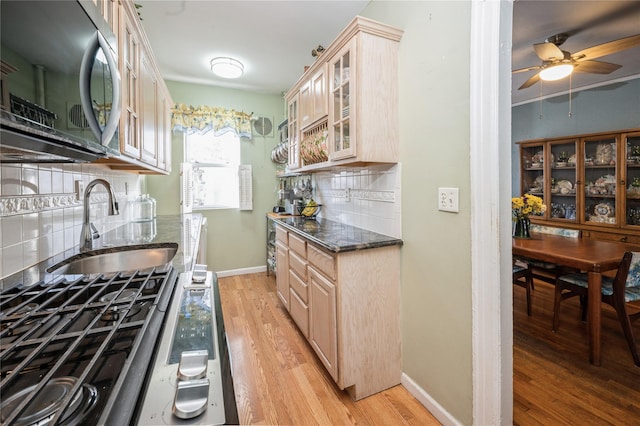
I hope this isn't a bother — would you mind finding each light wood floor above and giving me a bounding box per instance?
[218,272,441,425]
[218,272,640,425]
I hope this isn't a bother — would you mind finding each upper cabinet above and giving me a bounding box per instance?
[285,16,403,172]
[518,129,640,242]
[95,0,173,174]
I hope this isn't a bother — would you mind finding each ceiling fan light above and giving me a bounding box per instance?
[539,63,574,81]
[210,57,244,79]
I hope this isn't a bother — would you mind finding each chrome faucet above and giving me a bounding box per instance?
[80,179,119,252]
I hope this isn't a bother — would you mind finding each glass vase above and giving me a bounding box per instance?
[513,217,531,239]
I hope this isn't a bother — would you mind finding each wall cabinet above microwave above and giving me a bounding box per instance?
[284,16,403,173]
[94,0,173,175]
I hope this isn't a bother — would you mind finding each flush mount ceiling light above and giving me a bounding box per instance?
[210,57,244,79]
[539,63,574,81]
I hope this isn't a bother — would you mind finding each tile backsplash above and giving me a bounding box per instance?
[0,163,143,280]
[313,163,402,238]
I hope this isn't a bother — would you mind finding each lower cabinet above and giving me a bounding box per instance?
[308,267,338,381]
[275,224,401,400]
[275,240,289,309]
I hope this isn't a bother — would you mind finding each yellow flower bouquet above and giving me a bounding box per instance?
[512,194,546,238]
[512,194,546,221]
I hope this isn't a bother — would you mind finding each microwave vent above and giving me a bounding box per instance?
[67,102,89,129]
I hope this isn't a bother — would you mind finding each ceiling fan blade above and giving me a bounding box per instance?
[572,34,640,61]
[512,65,541,74]
[518,73,541,90]
[533,42,564,61]
[574,60,622,74]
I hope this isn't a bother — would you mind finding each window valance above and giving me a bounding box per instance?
[171,103,253,138]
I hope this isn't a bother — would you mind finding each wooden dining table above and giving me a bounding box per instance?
[512,232,640,366]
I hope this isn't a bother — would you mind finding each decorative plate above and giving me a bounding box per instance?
[594,202,613,218]
[557,180,573,190]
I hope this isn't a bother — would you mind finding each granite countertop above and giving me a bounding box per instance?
[0,213,203,290]
[276,216,403,253]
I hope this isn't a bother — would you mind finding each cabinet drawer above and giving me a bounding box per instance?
[288,232,307,257]
[289,288,309,338]
[289,267,308,303]
[276,226,288,244]
[308,244,336,281]
[587,230,640,244]
[289,250,307,280]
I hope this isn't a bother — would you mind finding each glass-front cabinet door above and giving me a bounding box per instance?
[329,39,356,160]
[549,139,578,222]
[582,134,618,227]
[288,94,300,169]
[520,143,547,219]
[623,131,640,228]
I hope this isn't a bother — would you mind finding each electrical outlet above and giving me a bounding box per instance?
[75,180,85,201]
[438,187,459,213]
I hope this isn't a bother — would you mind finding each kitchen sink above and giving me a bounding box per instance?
[47,243,179,275]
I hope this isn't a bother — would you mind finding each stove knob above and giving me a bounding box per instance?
[173,378,209,419]
[177,350,208,380]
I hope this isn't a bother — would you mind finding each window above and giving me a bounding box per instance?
[184,131,243,209]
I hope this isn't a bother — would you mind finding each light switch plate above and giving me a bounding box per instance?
[438,187,459,213]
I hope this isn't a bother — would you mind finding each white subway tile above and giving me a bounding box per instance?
[2,243,23,277]
[2,215,22,247]
[22,213,39,240]
[2,165,22,196]
[22,167,39,195]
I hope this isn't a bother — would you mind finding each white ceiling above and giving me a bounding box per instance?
[137,1,640,104]
[136,0,369,96]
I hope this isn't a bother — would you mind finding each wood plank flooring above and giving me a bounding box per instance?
[218,272,440,425]
[218,272,640,425]
[513,278,640,425]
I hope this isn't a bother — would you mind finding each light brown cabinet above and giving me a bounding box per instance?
[287,94,300,170]
[275,226,289,309]
[96,0,173,174]
[284,16,402,172]
[518,128,640,241]
[274,223,401,400]
[299,65,328,130]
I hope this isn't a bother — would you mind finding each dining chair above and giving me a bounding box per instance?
[513,264,533,316]
[552,251,640,366]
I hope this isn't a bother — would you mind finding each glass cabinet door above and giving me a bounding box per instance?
[520,143,546,218]
[329,39,356,160]
[624,132,640,227]
[583,135,618,226]
[288,94,300,169]
[549,139,578,222]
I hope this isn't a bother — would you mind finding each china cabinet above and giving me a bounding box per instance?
[518,128,640,242]
[284,16,402,172]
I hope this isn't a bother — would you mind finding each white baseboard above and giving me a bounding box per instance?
[401,373,462,426]
[215,265,266,278]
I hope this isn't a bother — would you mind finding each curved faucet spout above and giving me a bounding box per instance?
[80,179,119,252]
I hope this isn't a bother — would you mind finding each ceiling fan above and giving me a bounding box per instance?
[513,32,640,90]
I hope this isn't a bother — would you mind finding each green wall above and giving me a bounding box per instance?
[147,81,284,273]
[362,1,473,424]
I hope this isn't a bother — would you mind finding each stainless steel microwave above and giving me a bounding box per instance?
[0,0,121,162]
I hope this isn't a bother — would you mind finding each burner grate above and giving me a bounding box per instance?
[0,267,177,425]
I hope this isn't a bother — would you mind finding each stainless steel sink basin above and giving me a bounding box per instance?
[47,243,178,275]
